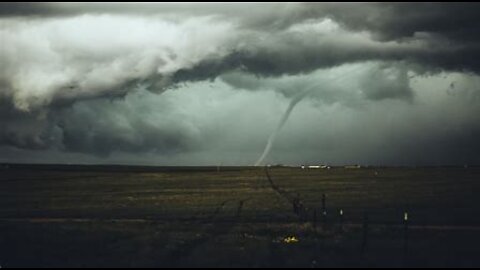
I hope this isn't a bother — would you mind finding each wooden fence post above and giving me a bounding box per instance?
[339,209,344,231]
[403,211,409,258]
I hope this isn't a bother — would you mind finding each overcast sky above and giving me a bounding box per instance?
[1,2,480,166]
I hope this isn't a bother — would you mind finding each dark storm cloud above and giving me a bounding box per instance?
[314,3,480,42]
[174,28,480,84]
[1,3,480,165]
[165,2,480,85]
[0,3,57,17]
[2,2,480,111]
[4,2,480,44]
[7,3,479,40]
[0,100,53,150]
[359,64,414,101]
[315,2,480,73]
[0,2,195,17]
[0,2,297,23]
[0,89,205,157]
[55,99,198,157]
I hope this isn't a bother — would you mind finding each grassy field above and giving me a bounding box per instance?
[1,165,480,267]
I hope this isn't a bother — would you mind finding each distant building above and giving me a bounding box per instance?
[302,164,331,169]
[345,165,361,169]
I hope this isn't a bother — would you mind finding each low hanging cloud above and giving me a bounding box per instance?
[0,14,238,111]
[1,3,480,165]
[2,3,480,111]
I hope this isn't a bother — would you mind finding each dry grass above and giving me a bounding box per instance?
[1,166,480,267]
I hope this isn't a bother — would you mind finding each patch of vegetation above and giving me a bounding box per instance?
[1,166,480,267]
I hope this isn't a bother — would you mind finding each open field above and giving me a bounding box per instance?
[1,165,480,267]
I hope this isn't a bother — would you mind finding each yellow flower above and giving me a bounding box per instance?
[283,236,299,243]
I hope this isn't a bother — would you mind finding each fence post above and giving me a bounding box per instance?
[403,211,409,259]
[339,209,344,231]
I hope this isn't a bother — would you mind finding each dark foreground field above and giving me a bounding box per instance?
[1,164,480,267]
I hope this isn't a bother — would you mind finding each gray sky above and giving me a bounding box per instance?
[1,2,480,166]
